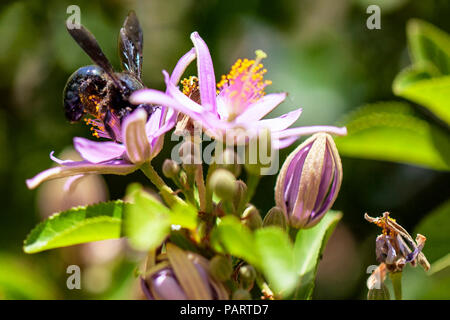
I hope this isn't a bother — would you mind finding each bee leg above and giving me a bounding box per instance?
[138,104,158,119]
[103,109,117,141]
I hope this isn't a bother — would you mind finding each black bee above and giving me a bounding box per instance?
[63,11,154,141]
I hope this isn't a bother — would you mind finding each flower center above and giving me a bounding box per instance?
[217,50,272,121]
[181,76,201,104]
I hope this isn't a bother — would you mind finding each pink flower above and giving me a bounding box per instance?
[25,50,197,190]
[131,32,347,148]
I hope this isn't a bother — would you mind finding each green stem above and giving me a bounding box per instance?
[195,164,207,212]
[140,162,184,207]
[255,273,275,300]
[288,227,299,243]
[245,173,260,204]
[390,272,402,300]
[204,162,217,213]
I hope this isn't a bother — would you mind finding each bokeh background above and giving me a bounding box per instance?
[0,0,449,299]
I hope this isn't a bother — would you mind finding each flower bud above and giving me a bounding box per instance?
[141,244,228,300]
[232,289,251,300]
[233,180,248,211]
[275,133,342,229]
[241,206,262,230]
[209,255,233,282]
[215,148,241,177]
[263,207,287,230]
[238,265,256,290]
[367,283,391,300]
[209,169,237,200]
[162,159,180,178]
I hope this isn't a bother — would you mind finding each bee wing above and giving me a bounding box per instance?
[67,24,122,87]
[118,11,143,77]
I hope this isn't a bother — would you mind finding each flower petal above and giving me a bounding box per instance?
[169,48,196,85]
[256,108,303,131]
[131,88,209,126]
[74,137,125,163]
[235,93,288,123]
[122,108,151,164]
[273,125,348,140]
[190,32,217,113]
[26,160,138,189]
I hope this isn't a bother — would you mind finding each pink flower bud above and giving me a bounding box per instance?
[275,133,343,229]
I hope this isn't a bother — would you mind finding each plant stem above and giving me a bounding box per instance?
[204,162,217,213]
[390,271,402,300]
[195,164,207,212]
[140,162,184,207]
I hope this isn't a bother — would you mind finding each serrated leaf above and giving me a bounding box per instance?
[335,102,450,171]
[124,184,171,251]
[293,211,342,299]
[254,227,298,296]
[23,200,124,253]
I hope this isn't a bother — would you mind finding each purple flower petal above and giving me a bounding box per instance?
[256,108,303,131]
[274,125,348,139]
[122,108,151,164]
[190,32,217,113]
[235,93,288,123]
[74,137,125,163]
[169,48,196,85]
[131,88,207,125]
[26,160,138,189]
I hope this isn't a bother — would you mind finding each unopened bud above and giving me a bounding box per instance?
[232,289,251,300]
[162,159,180,178]
[242,206,262,230]
[215,148,241,177]
[209,255,233,282]
[275,133,342,229]
[233,180,248,211]
[238,265,256,290]
[368,283,391,300]
[263,206,287,230]
[209,169,237,200]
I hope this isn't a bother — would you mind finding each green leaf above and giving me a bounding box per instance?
[0,254,58,299]
[394,73,450,125]
[414,199,450,264]
[393,20,450,124]
[24,200,124,253]
[170,202,199,230]
[210,216,259,266]
[124,184,171,251]
[335,102,450,171]
[254,227,298,296]
[407,19,450,75]
[293,211,342,299]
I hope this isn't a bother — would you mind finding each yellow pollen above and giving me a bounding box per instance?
[181,76,199,97]
[217,50,272,104]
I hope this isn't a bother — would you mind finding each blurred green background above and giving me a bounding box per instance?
[0,0,449,299]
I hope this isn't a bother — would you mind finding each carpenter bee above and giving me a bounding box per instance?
[63,11,155,141]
